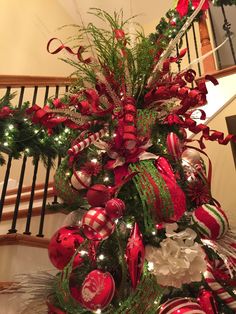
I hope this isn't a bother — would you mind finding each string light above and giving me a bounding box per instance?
[8,124,14,130]
[91,158,98,163]
[126,223,133,229]
[103,177,109,182]
[148,261,154,271]
[79,250,88,256]
[94,309,101,314]
[3,142,8,146]
[98,254,105,261]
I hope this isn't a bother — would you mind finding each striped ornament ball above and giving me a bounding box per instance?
[159,297,205,314]
[192,204,229,240]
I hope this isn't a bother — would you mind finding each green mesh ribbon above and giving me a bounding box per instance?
[129,160,174,232]
[114,274,163,314]
[54,158,82,206]
[137,109,159,138]
[54,259,163,314]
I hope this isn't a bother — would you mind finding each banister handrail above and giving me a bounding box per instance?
[0,75,73,88]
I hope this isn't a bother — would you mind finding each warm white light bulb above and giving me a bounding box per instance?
[98,254,105,261]
[148,261,154,271]
[126,223,132,229]
[80,250,88,256]
[91,158,98,163]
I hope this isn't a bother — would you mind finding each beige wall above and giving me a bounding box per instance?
[0,0,77,76]
[191,97,236,227]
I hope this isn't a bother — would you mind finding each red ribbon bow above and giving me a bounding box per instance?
[0,106,14,118]
[176,0,210,18]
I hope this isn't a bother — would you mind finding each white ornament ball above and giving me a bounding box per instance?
[71,171,91,191]
[182,148,201,165]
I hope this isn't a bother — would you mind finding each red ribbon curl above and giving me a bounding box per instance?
[47,38,91,64]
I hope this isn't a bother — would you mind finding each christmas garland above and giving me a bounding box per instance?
[150,0,236,47]
[0,94,77,166]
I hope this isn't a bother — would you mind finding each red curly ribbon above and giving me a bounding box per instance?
[165,113,236,148]
[83,89,114,116]
[47,38,91,64]
[122,97,138,151]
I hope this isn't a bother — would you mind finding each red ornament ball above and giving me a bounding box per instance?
[86,184,110,207]
[48,226,84,270]
[192,204,229,240]
[159,297,205,314]
[105,198,125,220]
[70,269,115,311]
[82,208,115,241]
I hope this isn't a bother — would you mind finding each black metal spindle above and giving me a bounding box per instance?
[65,85,69,93]
[5,87,11,99]
[185,33,191,64]
[23,156,39,235]
[37,157,52,237]
[55,85,59,98]
[18,87,25,108]
[175,44,181,72]
[32,86,38,104]
[44,86,49,105]
[221,4,236,65]
[8,155,27,233]
[185,32,194,88]
[0,155,12,221]
[208,8,222,70]
[191,23,202,77]
[52,156,61,204]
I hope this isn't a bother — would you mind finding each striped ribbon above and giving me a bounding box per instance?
[204,262,236,311]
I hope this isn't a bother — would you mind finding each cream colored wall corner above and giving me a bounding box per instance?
[191,97,236,228]
[0,0,78,76]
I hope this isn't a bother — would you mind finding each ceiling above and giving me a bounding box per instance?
[57,0,173,34]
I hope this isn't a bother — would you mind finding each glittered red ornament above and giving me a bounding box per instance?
[159,297,205,314]
[82,208,115,241]
[198,289,218,314]
[169,19,176,26]
[105,198,125,220]
[70,269,115,311]
[126,223,145,289]
[48,226,84,270]
[86,184,111,207]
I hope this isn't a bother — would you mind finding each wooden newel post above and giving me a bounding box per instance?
[198,14,217,73]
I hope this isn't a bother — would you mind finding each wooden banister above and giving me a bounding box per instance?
[0,75,73,88]
[198,14,217,73]
[0,233,49,248]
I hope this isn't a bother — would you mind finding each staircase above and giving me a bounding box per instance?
[0,4,235,313]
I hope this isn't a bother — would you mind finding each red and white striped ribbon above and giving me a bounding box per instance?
[68,126,108,156]
[204,262,236,311]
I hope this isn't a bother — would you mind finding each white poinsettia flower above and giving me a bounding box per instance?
[145,226,206,288]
